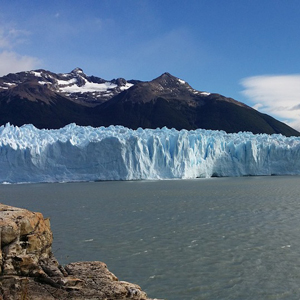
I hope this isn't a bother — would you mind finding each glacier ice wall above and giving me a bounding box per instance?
[1,123,300,183]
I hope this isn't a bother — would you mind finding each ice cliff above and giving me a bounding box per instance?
[1,123,300,183]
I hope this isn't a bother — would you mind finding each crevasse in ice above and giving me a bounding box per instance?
[0,123,300,183]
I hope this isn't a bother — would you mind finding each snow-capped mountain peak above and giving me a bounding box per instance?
[71,67,84,75]
[0,68,134,106]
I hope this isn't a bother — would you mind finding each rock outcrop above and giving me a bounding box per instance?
[0,204,155,300]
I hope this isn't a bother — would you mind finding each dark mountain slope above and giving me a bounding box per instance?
[95,73,300,136]
[193,94,298,135]
[0,90,94,129]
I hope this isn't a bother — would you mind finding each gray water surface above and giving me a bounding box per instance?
[2,176,300,299]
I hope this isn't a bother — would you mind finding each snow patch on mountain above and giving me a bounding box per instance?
[1,123,300,183]
[56,78,77,86]
[30,71,43,77]
[58,80,132,94]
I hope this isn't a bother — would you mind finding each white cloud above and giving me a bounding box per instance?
[0,25,41,75]
[241,75,300,131]
[0,51,41,76]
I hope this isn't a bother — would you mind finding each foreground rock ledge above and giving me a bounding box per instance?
[0,204,157,300]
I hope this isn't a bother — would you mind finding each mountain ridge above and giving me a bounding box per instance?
[0,68,298,137]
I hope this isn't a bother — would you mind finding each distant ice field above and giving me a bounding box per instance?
[1,123,300,183]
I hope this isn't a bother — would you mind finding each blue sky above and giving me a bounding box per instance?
[1,0,300,129]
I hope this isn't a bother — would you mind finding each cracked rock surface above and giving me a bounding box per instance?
[0,204,156,300]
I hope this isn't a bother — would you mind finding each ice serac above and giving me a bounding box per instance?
[0,123,300,183]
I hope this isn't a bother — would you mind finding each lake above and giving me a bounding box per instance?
[1,176,300,299]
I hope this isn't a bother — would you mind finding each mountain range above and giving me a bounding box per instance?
[0,68,298,136]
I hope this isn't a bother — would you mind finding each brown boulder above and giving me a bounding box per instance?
[0,204,158,300]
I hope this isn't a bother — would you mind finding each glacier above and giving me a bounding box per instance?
[1,123,300,183]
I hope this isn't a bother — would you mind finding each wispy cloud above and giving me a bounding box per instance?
[0,25,41,75]
[0,26,30,49]
[241,75,300,131]
[0,51,41,76]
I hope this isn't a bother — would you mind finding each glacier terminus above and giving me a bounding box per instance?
[1,123,300,184]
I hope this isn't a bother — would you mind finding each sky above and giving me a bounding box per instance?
[1,0,300,130]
